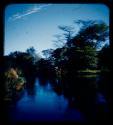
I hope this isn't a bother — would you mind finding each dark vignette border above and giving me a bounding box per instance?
[0,0,112,125]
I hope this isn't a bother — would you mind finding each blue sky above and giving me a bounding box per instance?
[4,4,109,55]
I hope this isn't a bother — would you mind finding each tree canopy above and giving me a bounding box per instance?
[52,20,109,72]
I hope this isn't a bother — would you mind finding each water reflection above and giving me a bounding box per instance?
[8,78,85,122]
[8,74,110,122]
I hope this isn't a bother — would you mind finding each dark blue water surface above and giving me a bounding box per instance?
[8,78,86,122]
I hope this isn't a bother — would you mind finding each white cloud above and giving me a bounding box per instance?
[9,4,52,21]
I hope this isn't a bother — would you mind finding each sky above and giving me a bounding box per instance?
[4,4,109,56]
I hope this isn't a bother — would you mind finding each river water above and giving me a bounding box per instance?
[7,74,109,122]
[8,78,86,122]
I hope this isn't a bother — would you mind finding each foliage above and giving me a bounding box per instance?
[4,68,25,100]
[50,20,109,82]
[42,49,54,59]
[98,44,111,72]
[5,68,18,79]
[26,46,36,55]
[77,69,100,73]
[35,58,56,78]
[53,25,75,47]
[58,25,75,42]
[68,20,109,49]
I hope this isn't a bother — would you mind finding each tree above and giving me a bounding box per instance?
[53,25,75,48]
[42,49,54,59]
[26,47,41,63]
[53,34,66,48]
[51,20,109,76]
[68,20,109,49]
[65,20,109,70]
[26,46,36,56]
[8,51,36,78]
[98,44,111,71]
[58,25,75,42]
[51,48,64,67]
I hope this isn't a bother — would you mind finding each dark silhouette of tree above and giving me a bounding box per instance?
[26,47,40,63]
[65,20,109,70]
[26,47,36,56]
[52,20,108,72]
[58,25,74,42]
[8,50,38,84]
[98,44,110,72]
[42,49,54,59]
[35,58,56,84]
[53,34,65,48]
[69,20,109,49]
[53,25,75,48]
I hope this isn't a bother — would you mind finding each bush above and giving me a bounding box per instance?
[4,68,25,100]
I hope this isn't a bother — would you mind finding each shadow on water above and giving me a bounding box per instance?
[38,77,48,85]
[7,76,86,122]
[25,75,36,96]
[63,75,97,121]
[51,73,111,122]
[96,72,112,121]
[6,72,111,123]
[24,73,111,122]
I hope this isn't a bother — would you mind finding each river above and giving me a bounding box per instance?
[7,74,109,122]
[7,78,86,122]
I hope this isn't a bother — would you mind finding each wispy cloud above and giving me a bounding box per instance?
[72,4,82,11]
[9,4,52,21]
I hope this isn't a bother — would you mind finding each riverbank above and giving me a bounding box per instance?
[77,69,101,74]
